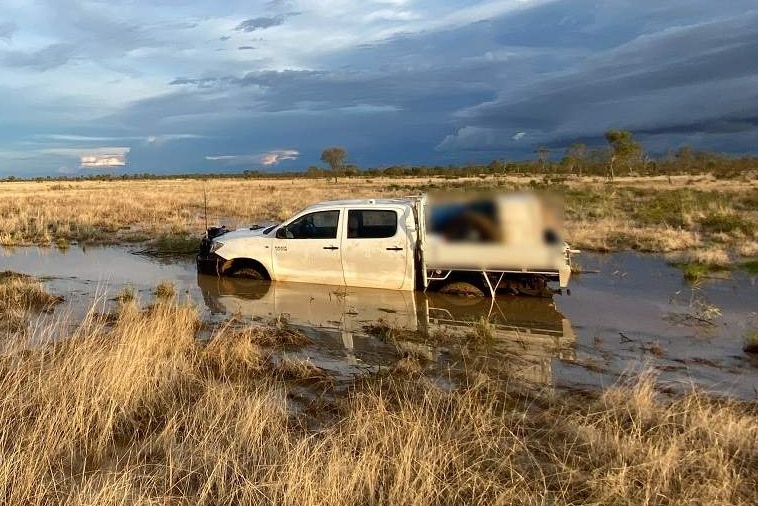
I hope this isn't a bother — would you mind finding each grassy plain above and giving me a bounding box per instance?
[0,276,756,505]
[0,173,756,264]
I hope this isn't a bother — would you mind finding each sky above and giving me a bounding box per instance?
[1,0,757,177]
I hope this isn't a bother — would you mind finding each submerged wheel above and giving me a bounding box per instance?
[497,276,551,297]
[515,285,544,297]
[438,281,485,297]
[228,266,266,280]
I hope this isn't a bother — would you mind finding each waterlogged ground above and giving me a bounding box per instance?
[2,246,757,398]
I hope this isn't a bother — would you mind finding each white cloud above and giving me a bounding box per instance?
[80,153,127,168]
[205,155,240,161]
[261,149,299,165]
[512,132,526,141]
[145,133,206,145]
[206,149,299,165]
[364,10,421,23]
[39,146,130,168]
[44,134,127,142]
[80,147,129,168]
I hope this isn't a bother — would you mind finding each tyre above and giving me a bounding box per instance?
[229,266,266,280]
[438,281,485,297]
[496,276,551,297]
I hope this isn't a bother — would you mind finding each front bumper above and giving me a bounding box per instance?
[197,253,225,276]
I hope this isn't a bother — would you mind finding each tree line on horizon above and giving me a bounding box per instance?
[311,131,756,181]
[3,130,756,183]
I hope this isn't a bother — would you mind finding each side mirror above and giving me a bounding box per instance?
[275,227,288,239]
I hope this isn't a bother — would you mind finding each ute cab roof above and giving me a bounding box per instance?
[301,197,420,211]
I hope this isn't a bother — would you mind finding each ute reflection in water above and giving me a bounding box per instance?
[197,275,576,386]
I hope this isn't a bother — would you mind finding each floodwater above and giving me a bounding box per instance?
[2,246,757,398]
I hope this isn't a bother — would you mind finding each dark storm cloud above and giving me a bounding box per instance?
[7,0,758,176]
[235,16,284,32]
[3,43,76,71]
[235,15,289,32]
[0,21,16,42]
[440,8,758,154]
[168,15,562,116]
[635,113,758,137]
[125,1,758,169]
[165,63,498,124]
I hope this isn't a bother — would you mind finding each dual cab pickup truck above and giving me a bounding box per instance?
[197,194,577,296]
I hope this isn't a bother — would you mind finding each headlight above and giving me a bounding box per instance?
[210,241,224,253]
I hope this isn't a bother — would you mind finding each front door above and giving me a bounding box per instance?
[341,209,408,290]
[272,209,345,286]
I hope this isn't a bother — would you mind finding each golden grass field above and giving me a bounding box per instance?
[1,174,756,263]
[0,275,756,505]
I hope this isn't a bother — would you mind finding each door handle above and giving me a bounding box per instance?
[386,247,403,251]
[323,246,339,250]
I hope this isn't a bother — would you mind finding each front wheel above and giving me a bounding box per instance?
[228,266,266,280]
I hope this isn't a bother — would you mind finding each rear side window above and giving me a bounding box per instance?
[347,210,398,239]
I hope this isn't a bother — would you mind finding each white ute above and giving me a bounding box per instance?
[197,194,576,296]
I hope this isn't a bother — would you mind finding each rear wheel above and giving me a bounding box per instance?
[438,281,485,297]
[496,276,551,297]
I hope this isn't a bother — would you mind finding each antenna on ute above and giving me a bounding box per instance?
[203,183,209,237]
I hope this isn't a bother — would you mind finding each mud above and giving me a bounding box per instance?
[2,246,756,398]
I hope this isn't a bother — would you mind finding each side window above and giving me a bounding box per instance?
[347,210,398,239]
[286,210,340,239]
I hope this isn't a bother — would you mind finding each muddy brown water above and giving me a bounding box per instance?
[2,246,757,398]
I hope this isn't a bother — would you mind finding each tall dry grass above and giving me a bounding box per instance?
[0,287,755,505]
[1,175,756,259]
[0,178,406,246]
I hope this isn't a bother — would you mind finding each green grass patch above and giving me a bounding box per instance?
[672,262,730,282]
[744,329,758,354]
[137,233,199,257]
[739,259,758,275]
[698,213,755,236]
[626,190,690,228]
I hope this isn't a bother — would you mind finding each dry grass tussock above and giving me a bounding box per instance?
[566,219,702,253]
[0,271,63,333]
[0,288,756,505]
[667,246,732,268]
[736,240,758,258]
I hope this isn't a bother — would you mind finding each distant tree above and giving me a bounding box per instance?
[320,146,347,182]
[343,164,360,177]
[564,143,588,177]
[675,146,695,168]
[534,147,551,172]
[604,130,642,181]
[305,166,325,178]
[487,159,506,174]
